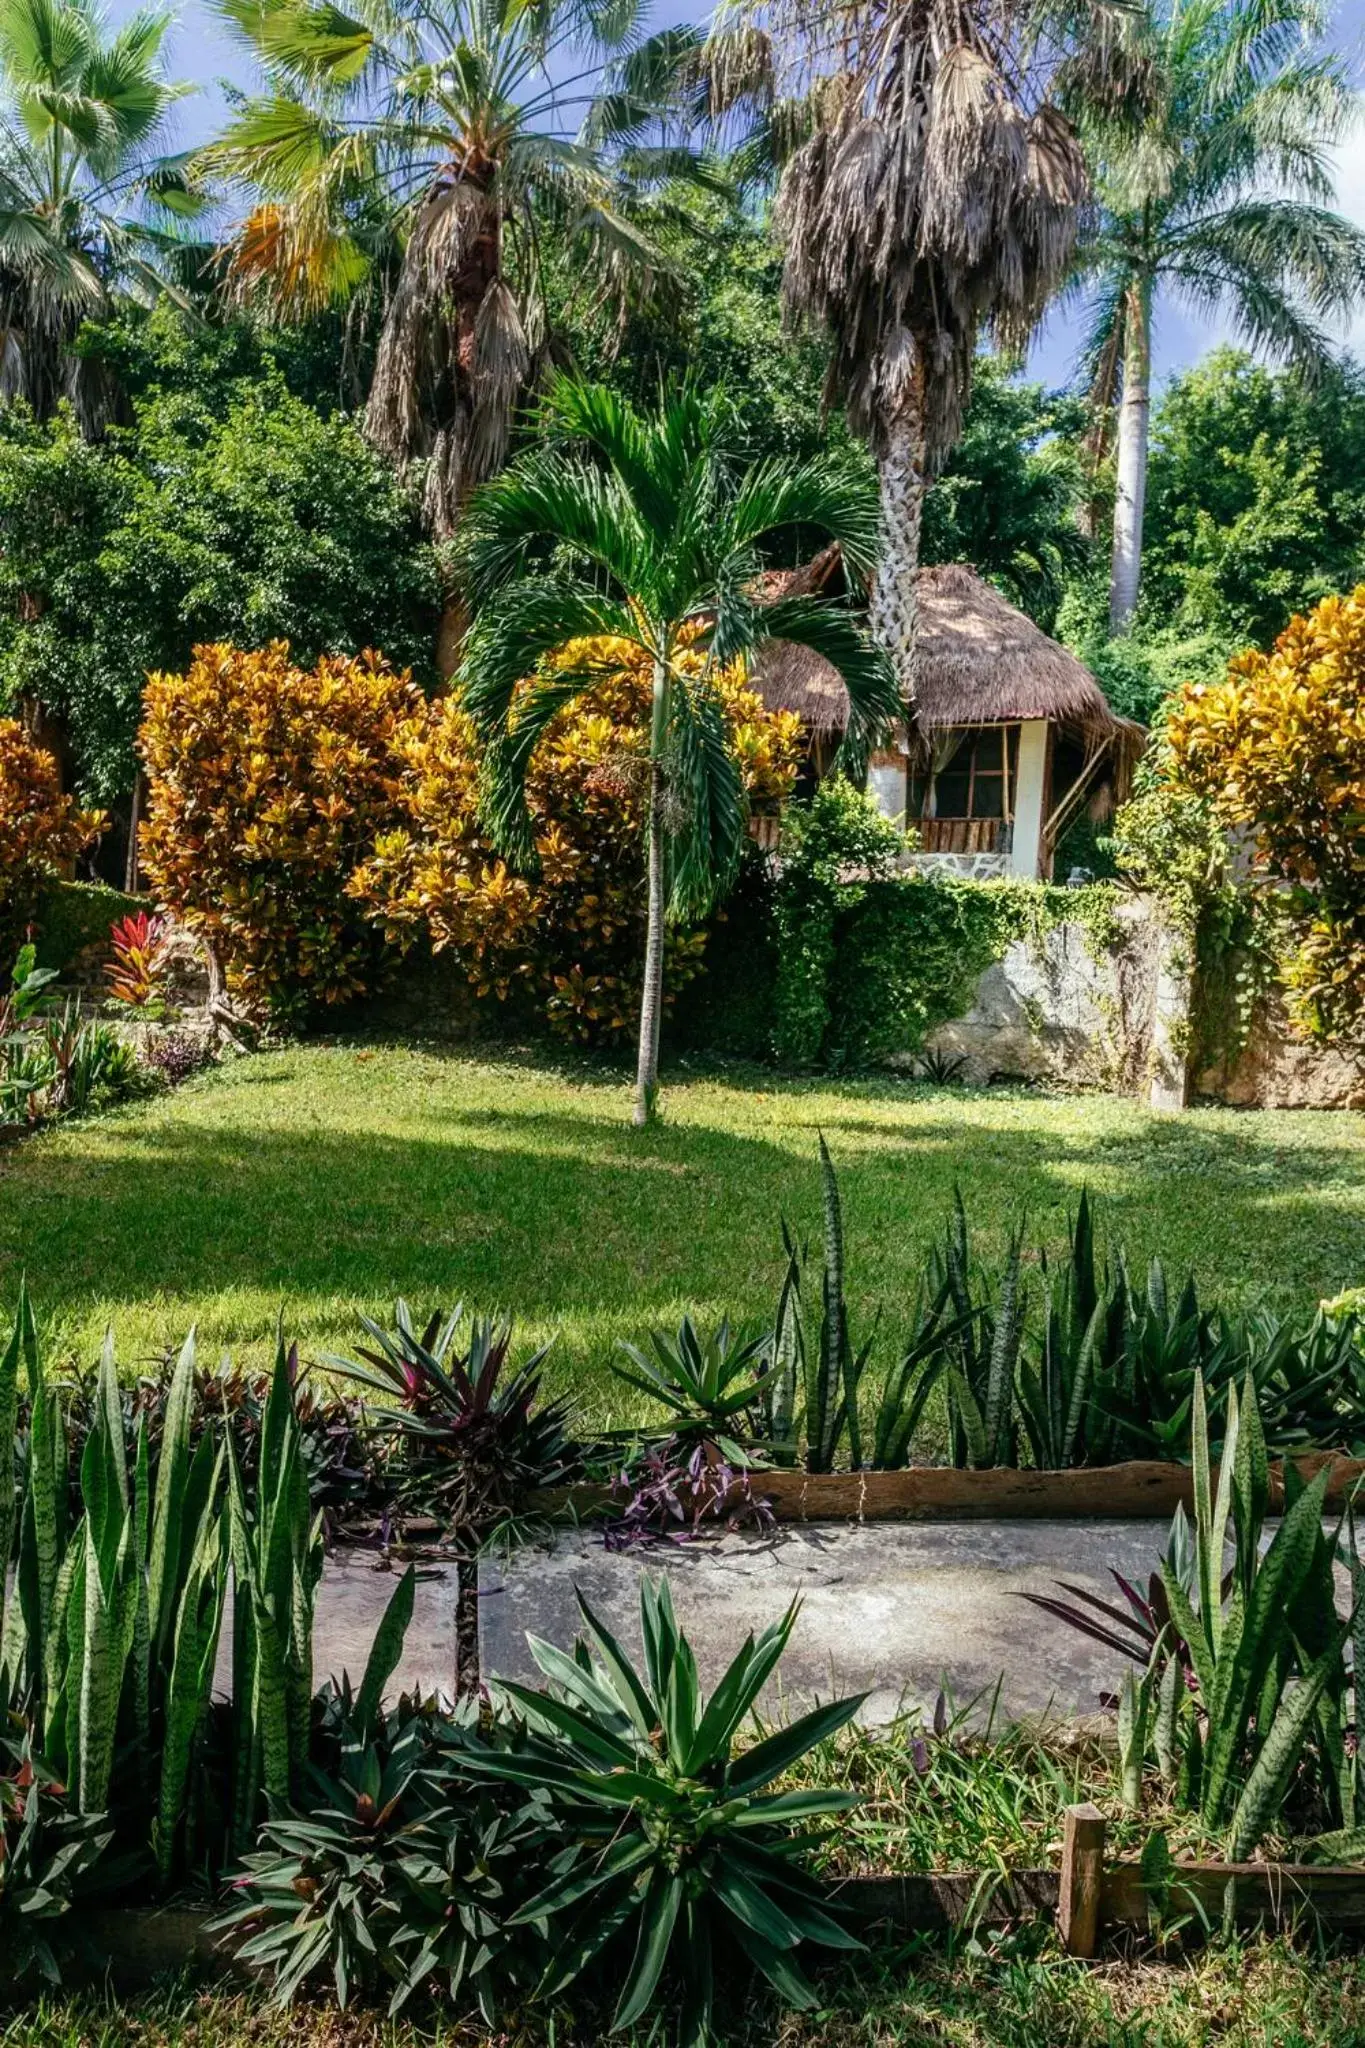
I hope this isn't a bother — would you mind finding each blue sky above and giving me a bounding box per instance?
[124,0,1365,393]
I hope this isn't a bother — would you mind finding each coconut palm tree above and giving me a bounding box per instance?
[1071,0,1365,634]
[0,0,201,427]
[457,374,899,1124]
[205,0,705,542]
[705,0,1117,701]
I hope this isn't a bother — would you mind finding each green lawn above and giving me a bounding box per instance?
[9,1939,1365,2046]
[1,1041,1362,1428]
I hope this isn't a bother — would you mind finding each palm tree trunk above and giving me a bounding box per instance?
[868,359,928,707]
[634,657,670,1128]
[1109,280,1152,635]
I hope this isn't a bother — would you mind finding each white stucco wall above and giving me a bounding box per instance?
[1010,719,1049,878]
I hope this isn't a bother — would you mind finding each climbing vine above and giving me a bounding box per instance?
[764,782,1121,1070]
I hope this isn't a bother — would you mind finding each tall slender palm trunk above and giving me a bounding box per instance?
[1109,278,1152,635]
[868,361,928,709]
[634,656,670,1127]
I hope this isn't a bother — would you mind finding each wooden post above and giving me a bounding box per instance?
[1058,1802,1106,1957]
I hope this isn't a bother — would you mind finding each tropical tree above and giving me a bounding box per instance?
[704,0,1113,700]
[205,0,701,546]
[0,0,202,427]
[1069,0,1365,633]
[457,374,900,1124]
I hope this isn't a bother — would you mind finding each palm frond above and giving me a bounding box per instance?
[665,664,746,921]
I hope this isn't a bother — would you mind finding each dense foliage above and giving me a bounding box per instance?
[1166,587,1365,1039]
[353,636,801,1044]
[139,644,425,1019]
[0,354,438,805]
[757,782,1119,1070]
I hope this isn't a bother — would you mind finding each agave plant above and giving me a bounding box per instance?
[463,1574,865,2045]
[613,1317,772,1464]
[325,1302,575,1533]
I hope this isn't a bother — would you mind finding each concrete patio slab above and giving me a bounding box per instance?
[213,1550,459,1704]
[478,1521,1171,1726]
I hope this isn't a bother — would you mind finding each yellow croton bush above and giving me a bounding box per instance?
[140,643,426,1015]
[1167,586,1365,1038]
[0,718,104,957]
[350,635,802,1043]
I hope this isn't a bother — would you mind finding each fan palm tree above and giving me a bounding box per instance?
[704,0,1118,702]
[1071,0,1365,634]
[458,374,899,1124]
[0,0,202,427]
[205,0,706,542]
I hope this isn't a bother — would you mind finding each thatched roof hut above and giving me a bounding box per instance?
[753,555,1136,749]
[751,553,1143,880]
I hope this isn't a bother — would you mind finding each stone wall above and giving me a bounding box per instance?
[920,895,1179,1101]
[918,897,1357,1111]
[1194,993,1365,1110]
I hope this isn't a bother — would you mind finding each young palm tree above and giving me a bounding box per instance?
[706,0,1114,700]
[458,374,899,1124]
[1072,0,1365,633]
[0,0,200,426]
[205,0,702,541]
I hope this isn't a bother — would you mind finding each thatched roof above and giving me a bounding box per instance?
[752,556,1140,750]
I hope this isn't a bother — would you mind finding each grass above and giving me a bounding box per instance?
[2,1040,1363,1429]
[8,1942,1365,2047]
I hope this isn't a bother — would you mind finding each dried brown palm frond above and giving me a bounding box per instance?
[713,0,1114,695]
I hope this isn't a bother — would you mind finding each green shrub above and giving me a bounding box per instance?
[30,879,142,973]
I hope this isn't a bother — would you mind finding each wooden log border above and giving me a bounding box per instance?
[534,1453,1365,1526]
[79,1809,1365,1988]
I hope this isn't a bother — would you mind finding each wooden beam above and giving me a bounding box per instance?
[531,1453,1365,1527]
[1058,1803,1107,1956]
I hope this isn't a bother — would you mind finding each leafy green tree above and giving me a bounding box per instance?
[921,362,1089,631]
[547,191,843,466]
[0,354,438,805]
[0,0,203,425]
[1058,345,1365,723]
[205,0,695,540]
[457,374,898,1124]
[1069,0,1365,632]
[1141,347,1365,648]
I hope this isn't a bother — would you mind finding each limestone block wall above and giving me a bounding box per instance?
[920,897,1187,1106]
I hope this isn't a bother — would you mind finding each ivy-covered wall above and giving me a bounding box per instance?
[672,785,1128,1077]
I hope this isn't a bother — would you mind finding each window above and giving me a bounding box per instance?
[913,727,1018,822]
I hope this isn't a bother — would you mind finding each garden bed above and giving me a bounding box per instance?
[535,1450,1365,1525]
[78,1804,1365,1991]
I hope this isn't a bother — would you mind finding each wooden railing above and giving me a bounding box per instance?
[915,817,1009,855]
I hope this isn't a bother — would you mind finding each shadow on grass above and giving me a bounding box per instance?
[1,1041,1361,1401]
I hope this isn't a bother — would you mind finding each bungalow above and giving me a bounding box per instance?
[752,555,1143,882]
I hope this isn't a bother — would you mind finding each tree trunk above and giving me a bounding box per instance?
[125,773,143,893]
[633,658,670,1128]
[1109,280,1152,635]
[868,362,928,711]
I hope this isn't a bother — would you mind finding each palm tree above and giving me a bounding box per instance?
[205,0,703,543]
[705,0,1115,700]
[457,374,899,1124]
[0,0,200,428]
[1070,0,1365,634]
